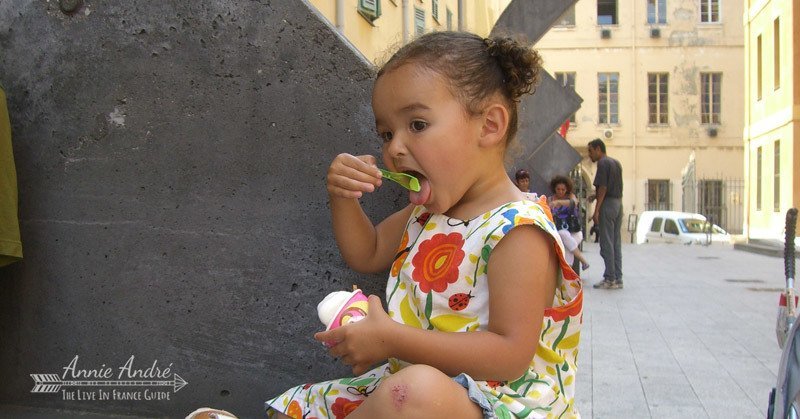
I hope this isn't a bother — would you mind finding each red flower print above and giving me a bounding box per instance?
[411,233,465,293]
[391,231,410,277]
[545,291,583,322]
[331,397,363,419]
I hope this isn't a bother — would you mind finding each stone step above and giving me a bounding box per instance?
[734,240,800,259]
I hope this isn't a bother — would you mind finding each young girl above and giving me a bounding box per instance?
[548,175,590,271]
[267,31,582,419]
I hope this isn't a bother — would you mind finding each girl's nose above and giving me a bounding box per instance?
[384,133,407,159]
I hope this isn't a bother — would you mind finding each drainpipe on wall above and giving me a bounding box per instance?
[630,0,638,216]
[335,0,344,33]
[458,0,464,31]
[743,7,751,240]
[402,0,409,43]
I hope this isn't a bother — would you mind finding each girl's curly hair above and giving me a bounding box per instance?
[378,31,542,145]
[550,175,574,195]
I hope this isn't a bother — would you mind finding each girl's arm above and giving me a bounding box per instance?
[327,153,414,273]
[318,225,558,380]
[551,194,578,208]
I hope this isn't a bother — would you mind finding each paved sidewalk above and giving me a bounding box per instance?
[576,242,786,419]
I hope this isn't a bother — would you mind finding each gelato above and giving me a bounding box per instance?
[317,289,368,333]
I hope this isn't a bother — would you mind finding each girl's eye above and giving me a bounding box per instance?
[378,131,393,142]
[410,120,428,132]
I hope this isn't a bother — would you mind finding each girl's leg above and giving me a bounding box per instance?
[570,231,590,269]
[557,229,576,266]
[349,364,484,419]
[572,247,590,269]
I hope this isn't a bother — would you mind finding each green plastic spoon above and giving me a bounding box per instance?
[379,169,421,192]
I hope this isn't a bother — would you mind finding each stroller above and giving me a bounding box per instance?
[768,208,799,418]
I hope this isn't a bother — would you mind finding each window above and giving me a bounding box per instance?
[646,179,671,210]
[414,7,425,36]
[598,73,619,124]
[357,0,382,23]
[664,219,679,235]
[598,0,617,24]
[555,72,577,123]
[432,0,439,22]
[774,140,780,212]
[756,146,762,211]
[647,0,667,24]
[556,5,576,26]
[700,72,721,124]
[757,35,762,100]
[700,0,719,23]
[446,7,453,30]
[774,18,781,90]
[648,73,669,125]
[650,218,663,232]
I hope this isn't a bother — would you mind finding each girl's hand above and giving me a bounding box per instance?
[314,295,394,375]
[327,153,383,199]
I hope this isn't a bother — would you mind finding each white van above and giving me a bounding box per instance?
[635,211,731,245]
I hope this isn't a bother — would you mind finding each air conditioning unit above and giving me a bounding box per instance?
[601,28,612,39]
[603,128,614,140]
[650,28,661,38]
[707,127,718,137]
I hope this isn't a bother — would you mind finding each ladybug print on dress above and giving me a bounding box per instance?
[448,291,473,311]
[416,212,431,225]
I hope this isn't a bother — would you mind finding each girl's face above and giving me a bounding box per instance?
[554,183,568,198]
[372,63,486,215]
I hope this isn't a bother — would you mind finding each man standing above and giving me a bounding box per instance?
[588,138,623,289]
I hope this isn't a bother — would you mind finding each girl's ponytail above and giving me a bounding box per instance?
[484,36,542,102]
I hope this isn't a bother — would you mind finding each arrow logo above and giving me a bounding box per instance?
[30,373,188,394]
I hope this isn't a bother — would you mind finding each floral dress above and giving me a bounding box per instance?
[266,199,583,418]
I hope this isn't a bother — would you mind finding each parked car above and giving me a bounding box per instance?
[635,211,731,245]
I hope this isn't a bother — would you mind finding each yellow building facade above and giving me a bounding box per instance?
[307,0,511,64]
[743,0,799,240]
[535,0,745,234]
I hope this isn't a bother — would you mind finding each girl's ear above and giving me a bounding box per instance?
[479,102,510,147]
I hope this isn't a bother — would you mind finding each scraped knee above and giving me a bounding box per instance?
[389,381,409,410]
[376,364,463,415]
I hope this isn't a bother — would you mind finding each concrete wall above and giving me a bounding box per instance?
[0,1,398,417]
[0,0,578,416]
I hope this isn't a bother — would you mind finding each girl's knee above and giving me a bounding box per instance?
[371,365,480,417]
[386,365,443,409]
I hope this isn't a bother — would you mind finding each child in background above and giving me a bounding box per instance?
[513,168,540,203]
[267,32,583,418]
[514,169,531,193]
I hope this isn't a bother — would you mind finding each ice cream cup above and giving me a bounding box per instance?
[317,289,369,347]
